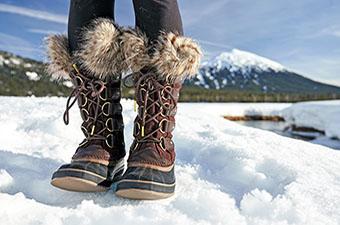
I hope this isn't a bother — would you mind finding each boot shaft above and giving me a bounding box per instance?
[46,19,128,160]
[129,71,182,166]
[68,65,125,157]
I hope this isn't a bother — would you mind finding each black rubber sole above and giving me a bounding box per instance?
[115,166,175,200]
[51,159,124,192]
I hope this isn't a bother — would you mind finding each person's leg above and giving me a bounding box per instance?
[116,0,201,200]
[47,0,127,192]
[132,0,183,41]
[68,0,115,54]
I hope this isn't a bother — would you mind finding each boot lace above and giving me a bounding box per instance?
[124,72,178,151]
[63,64,117,147]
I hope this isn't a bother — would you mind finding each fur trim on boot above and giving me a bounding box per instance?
[120,28,149,73]
[46,18,125,80]
[74,18,124,79]
[46,35,72,80]
[46,20,202,81]
[151,33,202,81]
[120,31,202,81]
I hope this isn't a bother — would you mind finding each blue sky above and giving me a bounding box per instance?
[0,0,340,86]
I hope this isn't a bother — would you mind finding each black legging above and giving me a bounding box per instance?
[68,0,183,54]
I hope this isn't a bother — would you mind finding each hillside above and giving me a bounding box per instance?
[0,51,70,96]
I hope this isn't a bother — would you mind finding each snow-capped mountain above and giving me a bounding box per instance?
[204,49,285,74]
[186,49,340,94]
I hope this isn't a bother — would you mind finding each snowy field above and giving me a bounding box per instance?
[0,97,340,225]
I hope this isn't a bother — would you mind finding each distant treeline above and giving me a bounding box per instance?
[122,87,340,103]
[1,72,339,102]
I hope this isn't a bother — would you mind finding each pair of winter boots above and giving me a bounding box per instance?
[47,19,201,200]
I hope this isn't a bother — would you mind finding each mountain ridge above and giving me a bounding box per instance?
[185,49,340,94]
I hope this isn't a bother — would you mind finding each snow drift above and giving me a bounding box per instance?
[215,100,340,141]
[0,97,339,225]
[282,100,340,139]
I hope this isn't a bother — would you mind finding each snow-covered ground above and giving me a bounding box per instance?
[0,97,340,225]
[282,101,340,139]
[214,100,340,141]
[186,102,291,117]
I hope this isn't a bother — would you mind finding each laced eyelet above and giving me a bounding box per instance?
[75,76,83,86]
[101,102,111,116]
[81,108,89,122]
[159,136,166,151]
[80,93,87,107]
[105,134,114,148]
[147,81,154,90]
[106,118,114,132]
[159,119,168,134]
[161,86,172,100]
[160,102,171,117]
[99,88,108,101]
[140,87,147,97]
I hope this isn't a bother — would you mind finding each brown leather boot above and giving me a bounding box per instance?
[116,32,202,199]
[46,19,127,192]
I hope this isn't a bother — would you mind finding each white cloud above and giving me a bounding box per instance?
[331,30,340,37]
[310,25,340,38]
[28,29,61,35]
[0,3,67,24]
[197,39,232,50]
